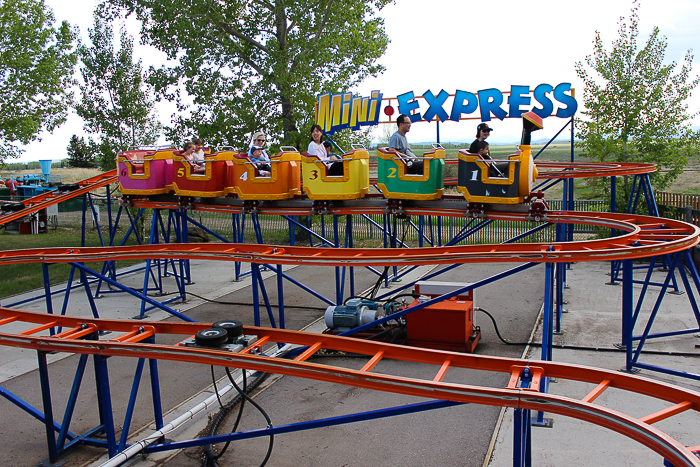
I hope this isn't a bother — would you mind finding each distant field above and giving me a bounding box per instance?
[0,167,103,184]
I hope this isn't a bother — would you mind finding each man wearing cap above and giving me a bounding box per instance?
[469,123,493,154]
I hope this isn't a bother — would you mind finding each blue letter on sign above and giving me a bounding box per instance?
[508,85,531,118]
[449,90,478,121]
[554,83,578,118]
[422,89,450,122]
[477,88,507,121]
[532,84,554,119]
[397,91,422,122]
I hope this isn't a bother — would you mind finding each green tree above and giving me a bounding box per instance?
[104,0,391,151]
[66,134,97,168]
[0,0,77,163]
[575,1,699,198]
[75,9,161,171]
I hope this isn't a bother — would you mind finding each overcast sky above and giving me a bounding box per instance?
[15,0,700,161]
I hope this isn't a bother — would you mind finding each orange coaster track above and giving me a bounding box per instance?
[0,210,697,266]
[0,307,698,466]
[0,170,117,225]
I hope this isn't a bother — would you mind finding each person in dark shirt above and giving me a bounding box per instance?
[469,123,493,154]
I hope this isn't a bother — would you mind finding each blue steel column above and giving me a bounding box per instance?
[621,258,634,371]
[252,263,262,327]
[118,358,146,451]
[181,207,192,283]
[57,354,89,450]
[38,351,58,462]
[608,176,618,284]
[41,264,55,336]
[513,367,534,467]
[533,258,555,427]
[93,355,117,457]
[148,336,164,437]
[347,215,355,298]
[277,263,286,330]
[334,215,342,304]
[554,223,564,335]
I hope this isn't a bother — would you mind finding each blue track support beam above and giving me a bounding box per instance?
[93,354,117,457]
[252,263,262,327]
[533,118,572,160]
[262,263,335,307]
[38,351,58,462]
[513,367,535,467]
[622,258,634,371]
[533,259,555,426]
[631,253,684,364]
[256,265,277,329]
[334,216,342,304]
[57,353,89,450]
[148,337,165,434]
[145,399,464,453]
[119,358,146,451]
[180,208,192,283]
[69,262,196,322]
[41,264,55,336]
[277,264,286,330]
[347,215,355,298]
[281,215,335,247]
[631,361,700,382]
[0,385,77,440]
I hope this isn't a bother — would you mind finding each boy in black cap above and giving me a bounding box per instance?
[469,123,493,154]
[250,146,271,176]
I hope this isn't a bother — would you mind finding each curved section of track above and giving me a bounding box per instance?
[0,170,117,225]
[0,210,696,266]
[0,308,698,467]
[535,161,657,178]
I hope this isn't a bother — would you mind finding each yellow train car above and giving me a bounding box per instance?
[301,147,369,200]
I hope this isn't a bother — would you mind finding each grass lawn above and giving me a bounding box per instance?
[0,227,143,299]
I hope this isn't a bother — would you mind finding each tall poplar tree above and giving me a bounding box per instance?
[575,1,699,196]
[76,9,161,170]
[0,0,77,163]
[104,0,391,150]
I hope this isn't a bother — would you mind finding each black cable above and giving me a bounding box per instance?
[211,366,224,408]
[476,307,700,357]
[225,367,274,467]
[147,290,328,311]
[202,370,268,467]
[209,370,247,462]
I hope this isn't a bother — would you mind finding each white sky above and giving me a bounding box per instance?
[15,0,700,162]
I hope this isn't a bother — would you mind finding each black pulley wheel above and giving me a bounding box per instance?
[194,328,228,347]
[58,183,80,192]
[1,203,25,212]
[213,320,244,342]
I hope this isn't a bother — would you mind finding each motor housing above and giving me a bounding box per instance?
[325,298,382,331]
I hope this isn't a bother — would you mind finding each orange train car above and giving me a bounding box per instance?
[230,148,302,200]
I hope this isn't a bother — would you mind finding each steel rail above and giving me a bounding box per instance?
[0,211,696,266]
[0,170,118,225]
[535,161,657,178]
[0,308,698,466]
